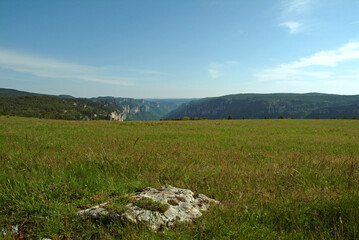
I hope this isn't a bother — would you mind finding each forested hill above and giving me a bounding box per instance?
[0,95,116,120]
[165,93,359,119]
[0,88,65,98]
[0,88,192,120]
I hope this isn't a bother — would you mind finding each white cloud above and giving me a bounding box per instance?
[0,49,162,85]
[278,0,313,34]
[208,61,239,79]
[281,42,359,68]
[279,21,302,34]
[282,0,311,16]
[208,69,222,79]
[254,42,359,83]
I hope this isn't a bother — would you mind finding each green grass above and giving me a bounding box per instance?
[1,116,359,239]
[133,198,169,213]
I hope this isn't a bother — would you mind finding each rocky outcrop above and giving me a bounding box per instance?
[110,111,126,121]
[77,185,219,231]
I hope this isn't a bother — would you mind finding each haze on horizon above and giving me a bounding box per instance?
[0,0,359,99]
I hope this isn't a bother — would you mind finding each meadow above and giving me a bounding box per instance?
[1,116,359,239]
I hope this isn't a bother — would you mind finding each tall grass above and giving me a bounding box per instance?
[1,117,359,239]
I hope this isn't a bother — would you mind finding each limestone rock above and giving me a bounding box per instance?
[76,185,219,230]
[76,202,113,218]
[2,225,18,238]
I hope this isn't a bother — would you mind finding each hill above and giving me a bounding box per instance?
[165,93,359,119]
[145,98,197,114]
[0,95,116,120]
[0,88,47,97]
[0,88,75,98]
[0,88,193,120]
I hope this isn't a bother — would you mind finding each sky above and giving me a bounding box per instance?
[0,0,358,98]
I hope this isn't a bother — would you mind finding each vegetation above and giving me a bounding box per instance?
[91,97,168,121]
[91,97,194,121]
[3,89,359,121]
[145,99,197,113]
[162,117,207,121]
[0,88,193,121]
[0,96,115,120]
[106,196,131,215]
[133,198,169,213]
[0,88,74,98]
[165,93,359,119]
[1,117,359,239]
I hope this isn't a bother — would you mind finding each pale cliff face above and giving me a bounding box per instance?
[110,111,126,121]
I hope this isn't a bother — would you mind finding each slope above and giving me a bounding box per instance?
[165,93,359,119]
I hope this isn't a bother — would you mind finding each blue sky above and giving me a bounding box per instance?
[0,0,358,98]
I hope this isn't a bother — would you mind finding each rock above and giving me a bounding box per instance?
[1,225,19,237]
[77,202,109,218]
[77,185,219,230]
[2,224,51,239]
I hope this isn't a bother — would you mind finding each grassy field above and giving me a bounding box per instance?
[1,117,359,239]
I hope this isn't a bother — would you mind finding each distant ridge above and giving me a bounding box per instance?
[165,93,359,119]
[0,88,75,98]
[0,88,47,97]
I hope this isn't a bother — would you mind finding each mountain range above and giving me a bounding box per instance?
[1,88,358,120]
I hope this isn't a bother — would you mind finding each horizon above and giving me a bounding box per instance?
[3,87,359,100]
[1,0,359,98]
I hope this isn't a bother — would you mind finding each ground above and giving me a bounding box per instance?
[1,117,359,239]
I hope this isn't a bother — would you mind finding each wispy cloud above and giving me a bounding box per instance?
[254,42,359,82]
[279,0,312,34]
[0,49,162,85]
[208,69,223,79]
[279,21,302,34]
[282,0,311,17]
[208,61,239,79]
